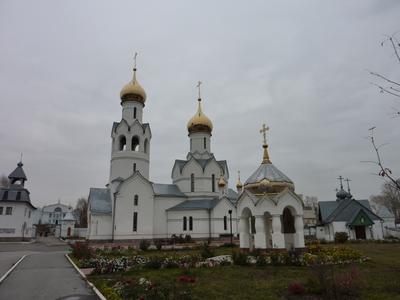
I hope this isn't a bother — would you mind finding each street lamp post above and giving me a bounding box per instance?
[228,210,233,245]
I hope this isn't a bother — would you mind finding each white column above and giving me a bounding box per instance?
[294,215,305,248]
[254,215,267,249]
[239,217,250,249]
[271,214,285,249]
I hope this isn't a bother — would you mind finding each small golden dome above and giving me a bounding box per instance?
[187,99,213,134]
[120,69,147,105]
[218,175,226,188]
[236,179,243,189]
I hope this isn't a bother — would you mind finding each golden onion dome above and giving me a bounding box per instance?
[120,68,147,105]
[218,175,226,188]
[187,99,213,135]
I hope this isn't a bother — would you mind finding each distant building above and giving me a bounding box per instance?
[317,181,384,241]
[371,203,396,237]
[36,201,73,225]
[60,212,76,238]
[0,161,36,241]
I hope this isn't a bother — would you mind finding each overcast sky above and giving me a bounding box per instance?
[1,0,399,207]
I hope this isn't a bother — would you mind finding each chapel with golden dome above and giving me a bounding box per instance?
[87,57,305,252]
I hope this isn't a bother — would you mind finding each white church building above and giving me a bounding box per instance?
[87,61,305,250]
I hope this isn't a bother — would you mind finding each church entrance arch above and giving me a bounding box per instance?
[282,206,296,250]
[239,207,254,250]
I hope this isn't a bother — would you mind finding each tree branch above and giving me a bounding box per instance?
[369,132,400,191]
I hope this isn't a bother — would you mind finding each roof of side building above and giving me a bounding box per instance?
[88,188,112,214]
[152,183,186,197]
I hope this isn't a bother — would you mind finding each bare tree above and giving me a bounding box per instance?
[365,128,400,191]
[0,175,9,188]
[370,180,400,221]
[369,32,400,117]
[74,197,88,228]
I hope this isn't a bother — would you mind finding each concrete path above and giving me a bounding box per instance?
[0,238,97,300]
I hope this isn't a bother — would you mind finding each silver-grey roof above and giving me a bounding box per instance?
[8,162,27,181]
[244,162,293,185]
[174,156,228,175]
[152,183,185,197]
[167,198,219,211]
[89,188,112,214]
[226,188,238,202]
[319,199,381,224]
[62,211,76,221]
[0,185,36,209]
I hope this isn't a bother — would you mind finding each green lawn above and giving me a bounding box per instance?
[89,243,400,300]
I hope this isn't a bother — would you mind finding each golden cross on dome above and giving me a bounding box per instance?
[133,52,138,70]
[260,123,269,145]
[196,81,202,100]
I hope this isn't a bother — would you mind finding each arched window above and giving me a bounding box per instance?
[133,212,138,232]
[183,216,187,231]
[212,174,215,192]
[190,174,195,192]
[223,216,227,230]
[282,207,295,233]
[119,136,126,151]
[204,137,207,149]
[134,195,138,206]
[16,192,21,201]
[144,139,148,153]
[2,191,8,200]
[133,163,136,172]
[133,107,137,119]
[132,136,140,151]
[189,216,193,231]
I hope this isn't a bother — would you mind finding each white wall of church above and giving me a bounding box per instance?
[88,214,112,240]
[210,199,238,236]
[114,176,154,239]
[153,197,186,238]
[0,203,35,239]
[167,210,210,238]
[189,132,211,154]
[173,158,225,196]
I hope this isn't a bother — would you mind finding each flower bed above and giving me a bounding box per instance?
[74,244,368,275]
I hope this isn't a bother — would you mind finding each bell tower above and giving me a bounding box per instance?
[109,54,151,182]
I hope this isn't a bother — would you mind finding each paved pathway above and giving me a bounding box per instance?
[0,238,97,300]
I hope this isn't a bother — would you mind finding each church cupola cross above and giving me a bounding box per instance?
[337,175,344,190]
[260,123,269,145]
[133,52,138,71]
[196,81,202,100]
[260,123,271,164]
[345,178,351,194]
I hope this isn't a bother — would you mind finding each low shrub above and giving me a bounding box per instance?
[334,232,349,243]
[232,251,248,266]
[200,242,215,259]
[139,240,150,251]
[184,234,192,243]
[70,242,93,260]
[145,256,163,269]
[154,239,163,250]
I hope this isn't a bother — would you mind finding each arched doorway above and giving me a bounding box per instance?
[239,207,254,250]
[67,227,71,237]
[282,207,296,250]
